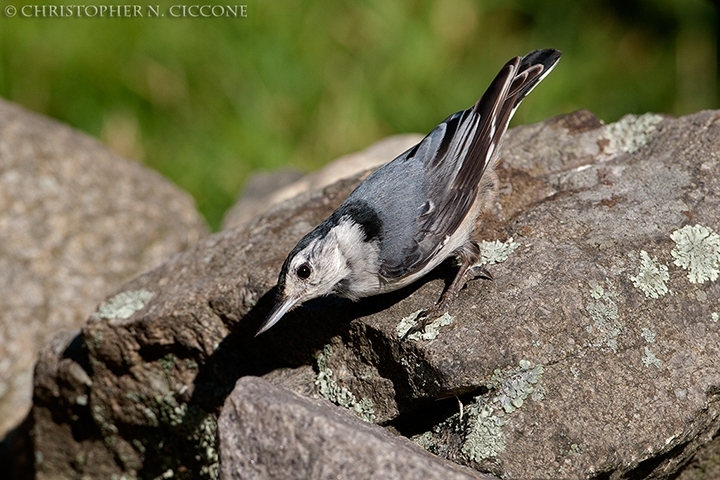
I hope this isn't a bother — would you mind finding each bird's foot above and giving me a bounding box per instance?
[468,264,493,282]
[402,240,495,340]
[402,262,493,340]
[401,305,446,339]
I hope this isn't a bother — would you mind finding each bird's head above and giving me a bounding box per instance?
[256,202,383,335]
[256,228,351,335]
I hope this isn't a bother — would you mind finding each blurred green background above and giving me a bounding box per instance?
[1,0,718,230]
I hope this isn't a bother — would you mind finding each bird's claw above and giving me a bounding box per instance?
[402,305,448,340]
[468,264,493,281]
[402,310,429,339]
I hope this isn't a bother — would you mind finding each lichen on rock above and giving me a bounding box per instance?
[630,250,670,298]
[314,345,376,422]
[670,224,720,284]
[604,113,664,154]
[477,238,520,266]
[396,311,454,340]
[90,289,154,321]
[585,281,623,352]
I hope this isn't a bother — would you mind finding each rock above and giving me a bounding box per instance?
[675,435,720,480]
[221,134,423,229]
[0,99,207,473]
[30,110,720,479]
[219,376,491,480]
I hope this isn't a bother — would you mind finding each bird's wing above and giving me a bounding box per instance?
[380,49,561,280]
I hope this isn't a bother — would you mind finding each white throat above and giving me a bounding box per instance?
[329,219,381,300]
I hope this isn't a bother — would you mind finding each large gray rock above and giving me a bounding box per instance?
[219,376,490,480]
[676,434,720,480]
[0,99,207,473]
[31,110,720,479]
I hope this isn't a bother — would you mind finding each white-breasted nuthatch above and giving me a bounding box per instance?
[257,49,561,336]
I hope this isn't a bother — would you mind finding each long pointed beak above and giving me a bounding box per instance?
[256,296,299,336]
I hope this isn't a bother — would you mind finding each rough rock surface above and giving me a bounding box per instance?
[219,376,491,480]
[31,109,720,479]
[675,433,720,480]
[0,99,207,471]
[221,134,423,229]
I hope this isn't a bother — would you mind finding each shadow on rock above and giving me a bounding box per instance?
[189,264,452,413]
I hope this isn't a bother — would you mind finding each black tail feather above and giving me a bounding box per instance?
[513,49,562,106]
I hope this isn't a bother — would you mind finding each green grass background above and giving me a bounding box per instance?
[1,0,717,229]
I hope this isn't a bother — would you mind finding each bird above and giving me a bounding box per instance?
[256,49,561,337]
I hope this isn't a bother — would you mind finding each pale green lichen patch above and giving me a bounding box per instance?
[412,399,507,462]
[585,282,623,352]
[462,400,507,462]
[630,251,670,298]
[604,113,664,154]
[411,410,464,458]
[569,443,584,456]
[159,354,175,373]
[412,360,545,463]
[154,398,219,479]
[412,431,449,457]
[641,328,656,343]
[463,360,545,461]
[194,415,219,479]
[489,360,544,414]
[91,404,119,446]
[155,393,188,427]
[396,311,453,340]
[712,312,719,323]
[91,289,154,320]
[670,224,720,284]
[642,346,662,368]
[314,345,376,422]
[477,238,520,266]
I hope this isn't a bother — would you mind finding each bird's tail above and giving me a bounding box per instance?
[511,49,562,107]
[472,49,561,128]
[446,49,561,211]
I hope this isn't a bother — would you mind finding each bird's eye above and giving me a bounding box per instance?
[296,263,312,279]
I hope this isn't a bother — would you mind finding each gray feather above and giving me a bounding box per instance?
[259,49,562,335]
[342,49,561,281]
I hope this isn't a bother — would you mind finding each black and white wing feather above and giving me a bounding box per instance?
[379,49,561,280]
